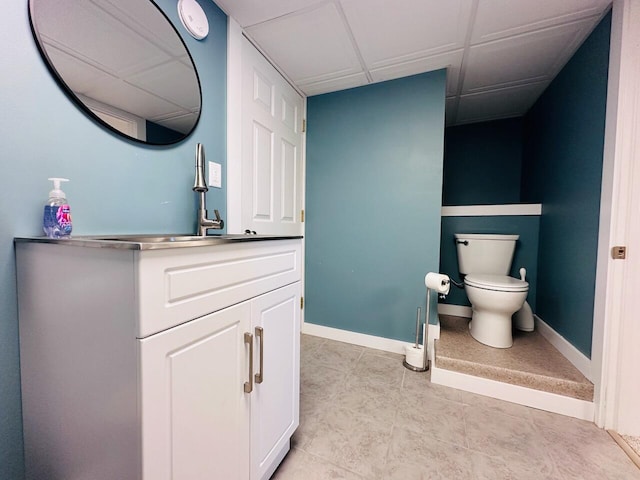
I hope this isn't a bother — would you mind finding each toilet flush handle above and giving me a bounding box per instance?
[519,268,527,281]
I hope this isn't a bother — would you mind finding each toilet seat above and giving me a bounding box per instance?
[465,274,528,292]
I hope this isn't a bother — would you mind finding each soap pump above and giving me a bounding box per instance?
[43,177,72,238]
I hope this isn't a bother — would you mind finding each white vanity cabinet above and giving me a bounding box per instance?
[140,301,252,480]
[249,283,300,480]
[16,237,301,480]
[141,282,300,480]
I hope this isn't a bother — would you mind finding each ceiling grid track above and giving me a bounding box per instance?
[451,0,480,126]
[334,0,373,83]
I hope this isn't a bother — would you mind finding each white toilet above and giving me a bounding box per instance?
[455,233,529,348]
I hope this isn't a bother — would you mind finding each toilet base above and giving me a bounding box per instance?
[469,311,513,348]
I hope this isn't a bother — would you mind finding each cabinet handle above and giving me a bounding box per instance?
[244,332,254,394]
[255,327,264,384]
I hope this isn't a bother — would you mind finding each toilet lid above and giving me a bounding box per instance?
[465,274,529,292]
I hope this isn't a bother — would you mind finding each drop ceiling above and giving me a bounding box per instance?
[212,0,611,126]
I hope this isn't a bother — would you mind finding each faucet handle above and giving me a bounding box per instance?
[213,209,221,221]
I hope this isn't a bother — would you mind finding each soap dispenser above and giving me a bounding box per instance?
[43,178,72,238]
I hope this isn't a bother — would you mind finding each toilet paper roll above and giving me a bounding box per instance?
[404,345,424,369]
[425,272,451,294]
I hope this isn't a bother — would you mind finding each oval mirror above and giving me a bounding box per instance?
[28,0,202,145]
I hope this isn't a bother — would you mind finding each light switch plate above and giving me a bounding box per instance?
[208,161,222,188]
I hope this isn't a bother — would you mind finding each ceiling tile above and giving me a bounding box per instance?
[457,82,549,124]
[152,111,199,134]
[127,60,201,110]
[462,18,598,94]
[100,0,187,57]
[245,2,363,85]
[369,50,463,97]
[83,77,188,120]
[340,0,473,69]
[471,0,610,44]
[45,44,106,93]
[37,0,170,76]
[212,0,322,27]
[301,72,369,97]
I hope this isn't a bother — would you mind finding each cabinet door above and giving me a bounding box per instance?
[250,282,301,480]
[140,302,252,480]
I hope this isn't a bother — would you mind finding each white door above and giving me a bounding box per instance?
[241,37,305,236]
[250,282,301,480]
[139,302,252,480]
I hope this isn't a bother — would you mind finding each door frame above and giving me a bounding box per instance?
[592,0,640,434]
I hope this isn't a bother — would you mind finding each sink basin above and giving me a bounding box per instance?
[64,233,301,249]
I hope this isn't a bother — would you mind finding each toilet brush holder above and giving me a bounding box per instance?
[403,305,429,372]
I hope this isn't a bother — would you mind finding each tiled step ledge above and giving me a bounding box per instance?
[435,343,593,401]
[437,304,593,382]
[431,363,594,421]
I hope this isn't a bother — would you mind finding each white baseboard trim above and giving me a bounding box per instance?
[302,321,440,363]
[431,365,594,421]
[438,304,472,318]
[535,315,593,382]
[302,322,409,355]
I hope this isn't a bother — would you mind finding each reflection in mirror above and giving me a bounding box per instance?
[29,0,202,145]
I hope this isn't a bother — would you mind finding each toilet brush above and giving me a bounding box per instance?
[403,306,429,372]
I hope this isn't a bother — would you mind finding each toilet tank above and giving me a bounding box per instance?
[454,233,519,275]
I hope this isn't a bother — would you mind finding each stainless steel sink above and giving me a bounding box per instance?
[16,233,302,251]
[94,234,206,243]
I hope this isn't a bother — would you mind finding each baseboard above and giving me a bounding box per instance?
[438,304,472,318]
[302,321,440,362]
[431,364,594,421]
[301,322,409,355]
[534,315,593,382]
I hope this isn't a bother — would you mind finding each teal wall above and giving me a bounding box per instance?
[522,12,611,357]
[439,216,540,309]
[0,1,227,477]
[443,118,524,205]
[305,71,446,340]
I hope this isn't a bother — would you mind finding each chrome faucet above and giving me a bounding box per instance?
[193,143,224,236]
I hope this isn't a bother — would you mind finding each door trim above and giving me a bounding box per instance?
[226,17,243,233]
[593,0,640,434]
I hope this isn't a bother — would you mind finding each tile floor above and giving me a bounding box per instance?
[272,334,640,480]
